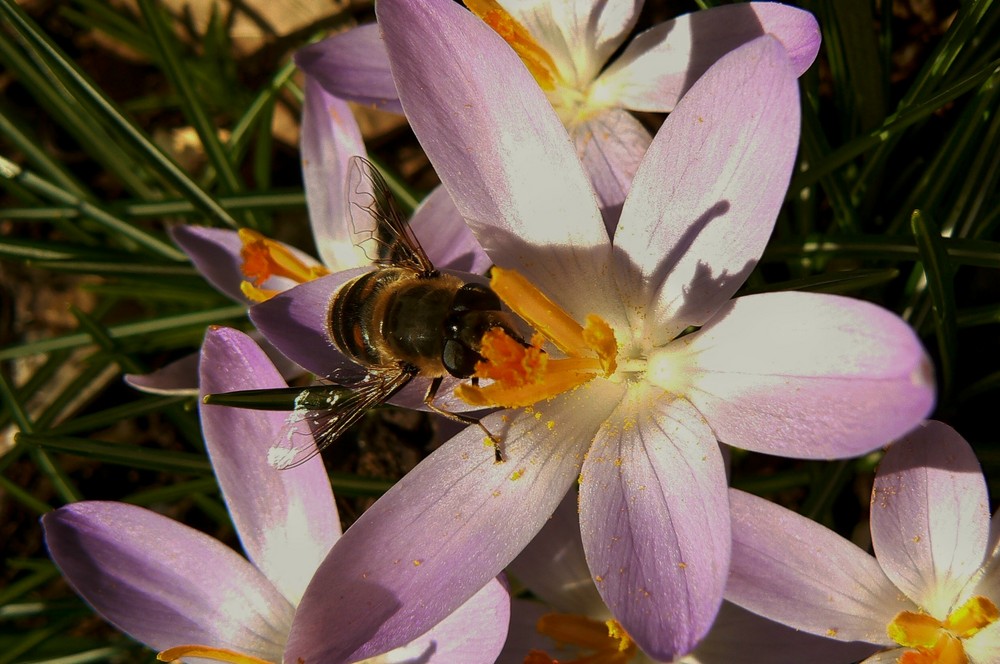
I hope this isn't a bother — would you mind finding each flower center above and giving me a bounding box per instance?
[887,595,999,664]
[158,644,273,664]
[462,0,599,128]
[524,613,637,664]
[464,0,559,91]
[238,228,329,302]
[455,267,617,408]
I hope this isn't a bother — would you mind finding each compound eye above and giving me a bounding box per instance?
[452,283,502,312]
[442,339,482,378]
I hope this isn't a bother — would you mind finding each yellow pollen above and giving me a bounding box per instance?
[238,228,329,302]
[464,0,558,90]
[888,596,999,664]
[157,644,273,664]
[525,613,637,663]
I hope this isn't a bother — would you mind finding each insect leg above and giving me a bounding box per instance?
[423,376,504,463]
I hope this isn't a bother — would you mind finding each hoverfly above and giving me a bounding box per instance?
[262,157,529,469]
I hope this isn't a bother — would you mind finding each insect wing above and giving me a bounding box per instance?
[268,369,414,470]
[346,156,435,275]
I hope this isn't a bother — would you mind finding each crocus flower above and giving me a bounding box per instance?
[43,326,510,664]
[500,492,879,664]
[127,73,488,396]
[250,0,935,661]
[297,0,821,224]
[726,420,1000,664]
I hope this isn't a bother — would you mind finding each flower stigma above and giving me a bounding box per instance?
[524,613,636,664]
[887,595,999,664]
[455,267,617,408]
[238,228,329,302]
[157,644,272,664]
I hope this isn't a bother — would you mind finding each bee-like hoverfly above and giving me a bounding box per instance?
[260,157,528,469]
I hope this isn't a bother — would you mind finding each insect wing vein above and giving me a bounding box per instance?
[268,368,415,469]
[346,156,435,275]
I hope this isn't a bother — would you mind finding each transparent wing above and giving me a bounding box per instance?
[346,156,436,275]
[268,368,415,470]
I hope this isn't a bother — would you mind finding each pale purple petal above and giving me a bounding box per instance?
[301,76,369,269]
[594,3,820,112]
[509,489,605,615]
[377,0,626,329]
[199,327,339,606]
[970,509,1000,606]
[249,269,368,380]
[496,599,553,664]
[172,225,322,303]
[871,421,989,618]
[285,380,622,662]
[727,489,911,645]
[572,109,651,234]
[295,24,403,114]
[579,396,729,660]
[171,225,249,303]
[689,602,879,664]
[965,622,1000,664]
[613,35,800,343]
[409,185,492,274]
[125,352,199,396]
[651,291,935,459]
[499,0,641,86]
[378,578,510,664]
[43,502,293,660]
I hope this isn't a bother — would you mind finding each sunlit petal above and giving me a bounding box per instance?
[594,3,820,112]
[580,393,729,660]
[613,36,800,343]
[285,380,621,662]
[377,0,624,328]
[727,489,911,645]
[43,502,292,661]
[872,421,990,618]
[498,0,642,86]
[199,327,339,606]
[655,292,934,459]
[301,76,369,269]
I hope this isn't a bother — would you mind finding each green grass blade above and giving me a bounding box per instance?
[0,156,186,260]
[0,0,239,228]
[16,432,212,474]
[135,0,247,202]
[0,303,247,361]
[911,210,958,399]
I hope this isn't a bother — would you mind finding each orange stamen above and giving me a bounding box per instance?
[456,268,617,408]
[522,613,636,664]
[157,644,273,664]
[464,0,559,90]
[888,596,998,664]
[238,229,329,302]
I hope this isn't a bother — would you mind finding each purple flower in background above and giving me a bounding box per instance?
[297,0,820,222]
[171,79,489,307]
[127,74,488,395]
[254,1,935,661]
[727,420,1000,664]
[43,327,509,664]
[500,493,878,664]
